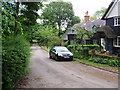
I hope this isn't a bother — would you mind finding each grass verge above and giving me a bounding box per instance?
[74,58,118,73]
[41,46,51,52]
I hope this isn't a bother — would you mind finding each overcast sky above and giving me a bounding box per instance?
[51,0,112,19]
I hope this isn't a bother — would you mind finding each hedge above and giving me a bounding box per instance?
[67,45,100,51]
[72,51,120,67]
[2,35,30,89]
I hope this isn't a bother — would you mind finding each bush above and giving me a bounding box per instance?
[88,57,119,67]
[72,51,119,67]
[48,36,62,47]
[2,35,30,89]
[67,45,100,51]
[67,45,100,56]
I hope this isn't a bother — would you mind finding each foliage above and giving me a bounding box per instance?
[48,36,62,47]
[42,1,80,36]
[90,15,97,20]
[72,51,119,67]
[74,27,94,44]
[93,7,106,19]
[32,25,61,47]
[41,46,51,52]
[2,1,45,89]
[88,57,119,67]
[2,35,30,88]
[18,2,43,41]
[2,2,43,40]
[2,2,22,38]
[71,16,81,25]
[67,45,100,51]
[20,2,42,26]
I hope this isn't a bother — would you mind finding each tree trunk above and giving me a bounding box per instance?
[58,22,61,37]
[14,2,19,36]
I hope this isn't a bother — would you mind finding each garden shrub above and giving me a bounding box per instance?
[2,35,30,89]
[87,57,119,67]
[67,45,100,51]
[67,45,74,50]
[72,51,119,67]
[107,59,119,67]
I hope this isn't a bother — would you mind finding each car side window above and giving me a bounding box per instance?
[52,49,56,52]
[51,48,56,52]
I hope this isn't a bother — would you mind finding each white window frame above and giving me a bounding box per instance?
[114,17,120,26]
[113,36,120,47]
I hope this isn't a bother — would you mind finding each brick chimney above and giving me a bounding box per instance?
[84,11,90,22]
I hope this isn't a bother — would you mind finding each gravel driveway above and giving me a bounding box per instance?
[16,45,118,88]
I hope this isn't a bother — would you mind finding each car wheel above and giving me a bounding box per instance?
[55,56,58,60]
[49,53,52,59]
[49,55,52,59]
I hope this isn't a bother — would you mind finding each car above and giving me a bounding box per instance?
[49,46,73,61]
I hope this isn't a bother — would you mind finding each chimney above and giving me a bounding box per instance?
[84,11,90,22]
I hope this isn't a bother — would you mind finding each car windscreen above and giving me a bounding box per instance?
[56,47,69,52]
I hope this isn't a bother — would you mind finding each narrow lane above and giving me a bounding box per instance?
[17,45,118,88]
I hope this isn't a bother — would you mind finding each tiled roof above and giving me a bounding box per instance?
[92,26,117,39]
[72,19,106,31]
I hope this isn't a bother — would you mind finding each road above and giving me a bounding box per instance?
[17,45,118,88]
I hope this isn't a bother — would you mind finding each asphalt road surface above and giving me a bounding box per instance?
[17,45,118,88]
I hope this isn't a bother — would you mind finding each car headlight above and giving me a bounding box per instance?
[70,53,73,56]
[58,53,63,56]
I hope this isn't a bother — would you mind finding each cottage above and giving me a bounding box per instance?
[93,0,120,56]
[62,28,77,45]
[62,12,105,45]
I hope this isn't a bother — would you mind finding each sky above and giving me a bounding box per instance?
[61,0,112,19]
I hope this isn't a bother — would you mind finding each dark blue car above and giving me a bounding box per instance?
[49,46,73,61]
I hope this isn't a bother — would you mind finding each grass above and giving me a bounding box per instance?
[73,58,118,72]
[41,46,51,52]
[74,58,110,67]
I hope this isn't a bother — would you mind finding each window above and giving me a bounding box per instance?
[114,17,120,26]
[113,36,120,47]
[72,30,74,33]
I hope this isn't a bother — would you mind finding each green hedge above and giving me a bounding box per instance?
[67,45,100,51]
[2,35,30,88]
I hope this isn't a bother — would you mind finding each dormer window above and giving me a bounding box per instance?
[114,17,120,26]
[72,30,74,33]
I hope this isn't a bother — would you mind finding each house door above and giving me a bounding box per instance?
[107,39,113,53]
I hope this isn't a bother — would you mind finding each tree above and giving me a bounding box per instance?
[20,2,42,26]
[2,2,42,38]
[32,24,62,47]
[74,27,94,44]
[71,16,81,26]
[90,15,97,20]
[2,2,19,38]
[93,7,106,19]
[42,1,77,36]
